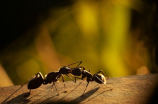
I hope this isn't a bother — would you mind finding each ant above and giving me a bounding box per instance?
[81,70,112,95]
[62,61,113,95]
[27,61,112,95]
[27,61,83,95]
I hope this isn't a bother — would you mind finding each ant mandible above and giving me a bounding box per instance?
[27,61,82,95]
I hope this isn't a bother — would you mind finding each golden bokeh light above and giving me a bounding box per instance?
[0,0,153,86]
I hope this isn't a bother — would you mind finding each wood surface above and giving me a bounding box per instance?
[0,74,158,104]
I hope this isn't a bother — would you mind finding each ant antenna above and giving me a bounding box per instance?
[65,75,76,83]
[67,61,82,67]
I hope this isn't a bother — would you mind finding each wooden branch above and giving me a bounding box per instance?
[0,74,158,104]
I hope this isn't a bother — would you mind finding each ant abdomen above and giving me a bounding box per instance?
[28,72,44,89]
[28,77,43,89]
[94,74,106,84]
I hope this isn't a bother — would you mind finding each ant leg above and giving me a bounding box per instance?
[95,76,106,84]
[52,81,60,95]
[98,71,110,80]
[66,74,82,83]
[82,82,89,95]
[61,75,68,93]
[95,71,110,81]
[51,84,54,92]
[66,74,75,83]
[74,77,77,83]
[69,74,82,83]
[74,76,82,83]
[79,78,85,86]
[100,70,105,75]
[29,89,31,94]
[95,76,113,90]
[67,61,82,67]
[94,70,105,76]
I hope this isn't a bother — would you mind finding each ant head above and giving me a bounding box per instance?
[59,66,72,74]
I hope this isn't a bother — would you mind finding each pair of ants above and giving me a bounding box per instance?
[27,61,112,95]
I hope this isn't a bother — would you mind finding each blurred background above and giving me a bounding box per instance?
[0,0,158,87]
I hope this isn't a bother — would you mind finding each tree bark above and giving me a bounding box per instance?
[0,74,158,104]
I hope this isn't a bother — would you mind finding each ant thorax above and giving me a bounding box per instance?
[85,70,91,74]
[44,71,60,83]
[82,70,92,80]
[59,66,71,74]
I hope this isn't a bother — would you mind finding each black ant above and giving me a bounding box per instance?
[27,61,112,95]
[27,61,82,95]
[62,61,113,95]
[81,70,112,95]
